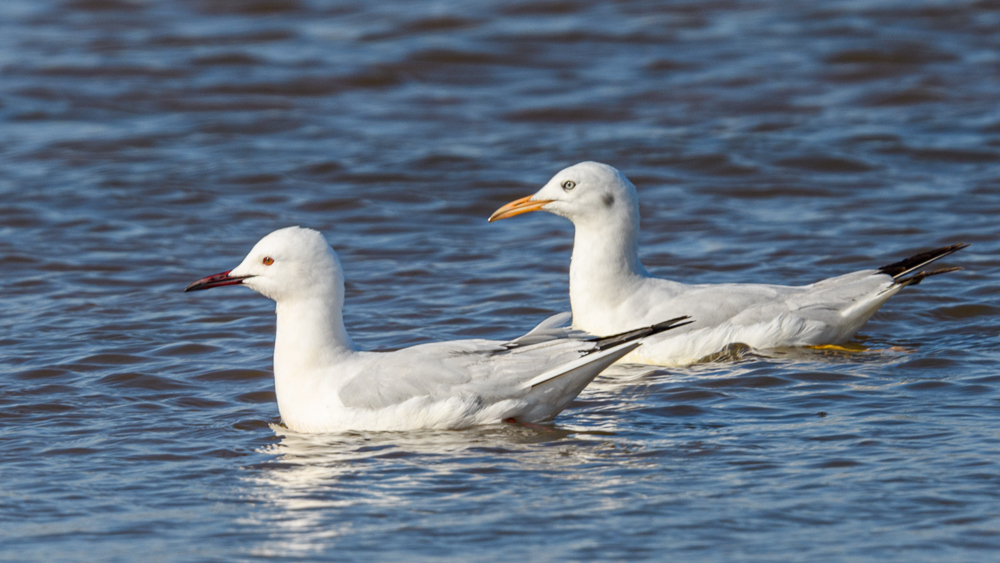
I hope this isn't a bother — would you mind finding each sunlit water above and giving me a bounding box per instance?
[2,0,999,560]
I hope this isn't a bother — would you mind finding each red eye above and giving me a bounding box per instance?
[262,257,274,265]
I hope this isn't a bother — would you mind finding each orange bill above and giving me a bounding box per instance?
[488,195,553,222]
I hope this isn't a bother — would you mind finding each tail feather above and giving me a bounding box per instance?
[514,339,643,422]
[879,243,969,280]
[522,315,692,390]
[894,266,964,288]
[589,316,693,351]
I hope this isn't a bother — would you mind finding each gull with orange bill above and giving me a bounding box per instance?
[489,161,967,366]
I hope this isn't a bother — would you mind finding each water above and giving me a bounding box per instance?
[2,0,999,560]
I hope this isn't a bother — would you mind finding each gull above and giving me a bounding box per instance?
[184,226,690,432]
[489,161,967,366]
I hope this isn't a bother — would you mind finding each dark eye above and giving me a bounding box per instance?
[561,180,576,191]
[262,257,274,266]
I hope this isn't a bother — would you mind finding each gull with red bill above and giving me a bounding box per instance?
[185,226,690,433]
[490,161,968,366]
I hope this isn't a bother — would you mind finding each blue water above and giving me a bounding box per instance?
[2,0,999,560]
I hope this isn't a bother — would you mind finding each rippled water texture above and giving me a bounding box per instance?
[2,0,999,560]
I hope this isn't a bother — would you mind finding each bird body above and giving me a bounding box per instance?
[573,270,899,365]
[490,161,966,366]
[186,227,689,432]
[269,330,637,433]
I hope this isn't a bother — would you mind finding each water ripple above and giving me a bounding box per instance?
[1,0,999,560]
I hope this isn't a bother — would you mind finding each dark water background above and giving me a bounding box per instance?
[2,0,999,560]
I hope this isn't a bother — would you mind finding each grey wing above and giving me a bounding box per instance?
[631,279,789,328]
[336,340,509,410]
[678,272,892,337]
[337,337,590,410]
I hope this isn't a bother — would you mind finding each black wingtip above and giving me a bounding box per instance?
[590,316,693,351]
[879,243,969,280]
[894,266,964,288]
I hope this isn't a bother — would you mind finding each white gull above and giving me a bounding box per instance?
[489,161,967,366]
[185,226,690,432]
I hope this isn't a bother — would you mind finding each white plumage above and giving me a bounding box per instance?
[185,226,689,432]
[490,161,966,366]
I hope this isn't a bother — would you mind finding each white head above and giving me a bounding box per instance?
[489,162,641,230]
[185,226,345,304]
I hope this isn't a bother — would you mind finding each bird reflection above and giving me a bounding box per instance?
[237,421,613,556]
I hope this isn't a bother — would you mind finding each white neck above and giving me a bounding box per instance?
[272,295,356,419]
[569,212,649,330]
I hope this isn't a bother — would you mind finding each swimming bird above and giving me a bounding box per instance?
[185,226,690,432]
[489,161,967,366]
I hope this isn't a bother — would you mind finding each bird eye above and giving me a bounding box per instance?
[262,257,274,266]
[561,180,576,191]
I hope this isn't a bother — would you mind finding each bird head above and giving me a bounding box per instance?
[185,226,344,303]
[489,161,640,228]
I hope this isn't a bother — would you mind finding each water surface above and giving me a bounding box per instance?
[2,0,999,560]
